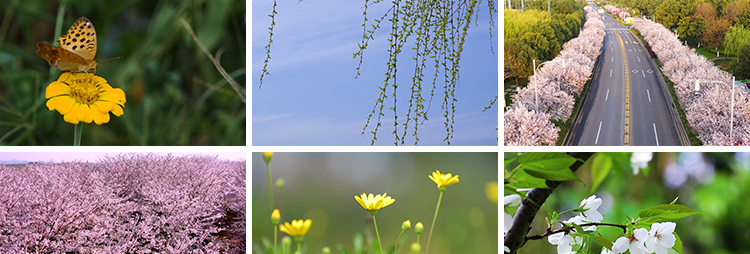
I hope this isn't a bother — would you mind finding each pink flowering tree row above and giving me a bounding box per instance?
[632,18,750,145]
[0,153,246,253]
[603,5,631,21]
[505,6,606,146]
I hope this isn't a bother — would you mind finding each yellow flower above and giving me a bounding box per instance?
[271,209,280,224]
[486,181,498,204]
[355,192,395,213]
[279,219,312,237]
[428,170,459,189]
[415,222,424,234]
[402,220,411,230]
[45,72,126,125]
[263,152,274,163]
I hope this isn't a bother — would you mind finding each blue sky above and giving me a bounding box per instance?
[0,152,246,163]
[252,1,499,146]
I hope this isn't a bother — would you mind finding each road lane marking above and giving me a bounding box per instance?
[642,70,645,78]
[647,89,651,102]
[595,121,603,144]
[612,56,613,62]
[606,89,610,101]
[637,56,641,62]
[625,40,628,44]
[653,123,659,146]
[610,69,613,77]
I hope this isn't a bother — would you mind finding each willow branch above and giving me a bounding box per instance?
[504,152,594,254]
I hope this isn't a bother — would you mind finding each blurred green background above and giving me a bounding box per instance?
[0,0,245,145]
[252,152,499,254]
[509,152,750,254]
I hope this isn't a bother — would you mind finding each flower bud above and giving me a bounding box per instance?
[271,209,280,224]
[415,222,424,234]
[276,178,285,190]
[322,247,331,254]
[410,242,421,253]
[263,152,274,163]
[402,220,411,231]
[282,236,292,247]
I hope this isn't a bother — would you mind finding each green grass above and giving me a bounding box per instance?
[0,0,246,145]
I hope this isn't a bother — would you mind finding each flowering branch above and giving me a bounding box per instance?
[526,222,627,240]
[504,152,594,254]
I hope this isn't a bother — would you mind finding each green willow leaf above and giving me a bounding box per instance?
[518,152,577,171]
[639,204,705,220]
[593,235,613,250]
[523,167,584,183]
[590,153,612,195]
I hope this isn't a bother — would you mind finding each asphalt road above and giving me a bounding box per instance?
[565,6,687,146]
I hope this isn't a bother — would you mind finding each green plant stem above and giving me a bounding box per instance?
[394,229,406,254]
[373,215,384,254]
[274,226,278,254]
[425,190,444,254]
[266,162,274,213]
[50,1,66,78]
[417,234,420,245]
[297,241,301,254]
[73,124,82,146]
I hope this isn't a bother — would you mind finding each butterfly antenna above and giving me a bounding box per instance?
[99,56,123,65]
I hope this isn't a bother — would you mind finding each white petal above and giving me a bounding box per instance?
[548,232,563,245]
[505,194,522,206]
[657,222,676,234]
[584,209,604,222]
[612,237,630,253]
[557,241,574,254]
[629,242,647,254]
[660,233,676,248]
[634,228,649,242]
[504,245,510,253]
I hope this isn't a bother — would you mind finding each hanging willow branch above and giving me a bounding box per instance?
[357,0,496,145]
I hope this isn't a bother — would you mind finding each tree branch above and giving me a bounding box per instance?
[504,152,594,254]
[525,222,627,240]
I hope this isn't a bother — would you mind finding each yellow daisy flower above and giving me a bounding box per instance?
[45,72,126,125]
[279,219,312,237]
[429,170,460,189]
[355,192,395,213]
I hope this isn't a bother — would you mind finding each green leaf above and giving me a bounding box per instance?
[673,233,683,254]
[639,204,705,220]
[508,168,550,189]
[504,154,519,167]
[590,153,612,195]
[593,235,613,250]
[669,196,679,205]
[523,167,584,183]
[519,152,577,171]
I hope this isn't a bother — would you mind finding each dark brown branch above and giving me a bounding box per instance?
[525,223,627,240]
[504,152,594,254]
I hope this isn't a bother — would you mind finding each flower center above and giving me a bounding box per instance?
[68,75,100,104]
[628,234,637,243]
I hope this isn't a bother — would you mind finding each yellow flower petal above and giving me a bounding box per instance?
[355,192,395,211]
[429,170,460,189]
[46,96,75,114]
[279,219,312,237]
[45,81,71,98]
[45,72,126,125]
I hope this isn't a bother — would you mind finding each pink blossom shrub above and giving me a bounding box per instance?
[603,5,631,21]
[632,18,750,145]
[505,6,605,145]
[0,154,246,253]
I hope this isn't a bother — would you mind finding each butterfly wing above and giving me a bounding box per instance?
[36,43,91,71]
[57,17,97,61]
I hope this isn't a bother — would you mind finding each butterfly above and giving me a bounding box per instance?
[36,17,98,73]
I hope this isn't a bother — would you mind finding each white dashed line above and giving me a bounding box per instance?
[637,56,641,62]
[606,89,610,101]
[596,121,603,145]
[647,89,651,102]
[610,69,613,77]
[653,123,659,146]
[642,70,645,78]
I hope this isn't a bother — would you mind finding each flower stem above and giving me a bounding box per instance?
[49,1,66,77]
[425,190,444,254]
[73,124,82,146]
[274,226,278,254]
[266,161,274,213]
[373,215,384,254]
[394,229,406,254]
[297,241,301,254]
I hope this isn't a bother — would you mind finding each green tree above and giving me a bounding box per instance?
[702,18,732,48]
[723,24,750,54]
[504,39,535,86]
[654,0,697,38]
[737,9,750,26]
[732,44,750,79]
[521,32,552,61]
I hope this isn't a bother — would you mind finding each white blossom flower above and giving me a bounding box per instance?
[612,228,649,254]
[601,247,615,254]
[631,152,653,175]
[504,245,510,253]
[503,194,522,235]
[579,195,603,222]
[646,222,677,254]
[548,231,576,254]
[567,215,597,232]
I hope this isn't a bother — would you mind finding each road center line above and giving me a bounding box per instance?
[647,89,651,102]
[637,56,641,62]
[606,89,610,101]
[610,69,613,77]
[653,123,659,146]
[595,121,603,145]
